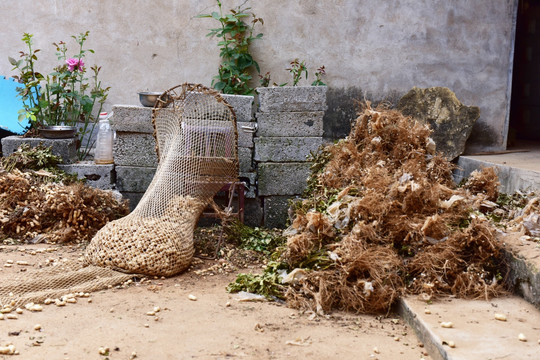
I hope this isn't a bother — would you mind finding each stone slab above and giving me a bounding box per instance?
[115,166,156,193]
[237,121,254,148]
[263,195,297,229]
[1,135,78,164]
[256,111,324,137]
[256,86,328,113]
[254,137,322,162]
[258,162,311,196]
[114,132,158,167]
[58,162,115,190]
[111,105,154,133]
[398,296,540,360]
[239,147,253,172]
[221,94,254,122]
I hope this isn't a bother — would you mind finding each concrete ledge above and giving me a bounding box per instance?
[221,94,254,122]
[113,133,158,167]
[58,162,115,190]
[256,86,328,112]
[398,296,540,360]
[502,243,540,309]
[112,105,154,133]
[258,162,311,196]
[115,166,156,192]
[1,135,78,164]
[254,137,322,162]
[454,156,540,194]
[256,111,324,137]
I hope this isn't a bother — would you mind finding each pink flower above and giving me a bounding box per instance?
[66,58,84,72]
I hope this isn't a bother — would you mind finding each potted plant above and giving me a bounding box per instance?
[8,31,110,160]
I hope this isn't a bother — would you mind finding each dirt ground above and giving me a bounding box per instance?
[0,243,427,360]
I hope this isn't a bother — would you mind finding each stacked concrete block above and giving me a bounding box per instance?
[111,105,158,209]
[111,97,259,220]
[57,162,115,190]
[255,86,327,228]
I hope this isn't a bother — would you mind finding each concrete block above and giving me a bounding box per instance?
[256,111,324,137]
[114,132,158,167]
[239,147,253,172]
[254,137,322,162]
[111,105,154,133]
[263,195,297,229]
[256,86,328,112]
[1,135,78,164]
[237,121,254,148]
[258,162,311,196]
[120,192,145,211]
[58,162,115,190]
[116,166,156,192]
[221,94,254,122]
[238,171,257,198]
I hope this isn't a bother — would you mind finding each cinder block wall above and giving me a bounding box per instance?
[109,88,327,228]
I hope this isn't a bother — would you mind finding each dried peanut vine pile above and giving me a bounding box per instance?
[233,104,531,315]
[0,146,129,244]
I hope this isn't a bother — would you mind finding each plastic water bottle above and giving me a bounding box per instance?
[94,112,115,164]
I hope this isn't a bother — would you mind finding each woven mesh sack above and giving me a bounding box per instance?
[84,84,239,276]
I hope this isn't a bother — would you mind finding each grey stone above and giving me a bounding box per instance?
[263,195,297,229]
[113,132,158,167]
[256,86,328,113]
[221,94,254,122]
[397,87,480,160]
[256,111,324,137]
[111,105,154,133]
[258,162,311,196]
[1,135,78,164]
[237,121,254,148]
[238,147,253,172]
[58,162,115,190]
[254,137,322,162]
[116,166,156,192]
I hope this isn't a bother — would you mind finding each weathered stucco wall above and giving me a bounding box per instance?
[0,0,516,151]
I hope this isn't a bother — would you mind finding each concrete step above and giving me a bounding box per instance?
[398,295,540,360]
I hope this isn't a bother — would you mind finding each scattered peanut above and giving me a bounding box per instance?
[15,308,23,314]
[188,294,197,301]
[373,346,380,354]
[494,313,507,322]
[6,314,18,320]
[34,324,42,331]
[518,333,527,342]
[0,344,16,355]
[98,346,110,355]
[424,308,431,314]
[440,322,454,328]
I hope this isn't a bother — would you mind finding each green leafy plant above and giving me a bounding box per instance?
[226,260,288,299]
[9,32,110,160]
[286,58,308,86]
[1,144,78,183]
[225,221,286,254]
[311,65,326,86]
[197,1,263,95]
